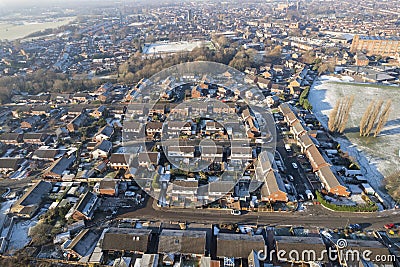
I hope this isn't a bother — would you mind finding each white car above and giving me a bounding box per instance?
[231,210,241,215]
[292,162,298,169]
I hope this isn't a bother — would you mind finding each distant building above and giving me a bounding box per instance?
[351,35,400,57]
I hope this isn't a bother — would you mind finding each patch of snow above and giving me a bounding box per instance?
[309,76,399,208]
[7,218,38,254]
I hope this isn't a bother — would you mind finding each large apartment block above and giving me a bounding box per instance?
[350,35,400,57]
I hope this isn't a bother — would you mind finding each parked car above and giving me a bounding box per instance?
[292,162,298,169]
[231,210,241,215]
[288,175,294,182]
[349,224,361,231]
[384,223,395,229]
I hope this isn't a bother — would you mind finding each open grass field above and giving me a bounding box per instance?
[309,76,400,205]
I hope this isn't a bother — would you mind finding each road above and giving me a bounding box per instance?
[275,125,312,198]
[118,197,400,230]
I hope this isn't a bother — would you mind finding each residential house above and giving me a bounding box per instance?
[170,179,199,203]
[138,152,160,168]
[32,148,63,161]
[127,104,146,117]
[91,105,107,118]
[200,146,224,163]
[290,120,306,139]
[23,133,48,145]
[95,83,113,95]
[190,102,207,117]
[230,146,253,162]
[339,239,393,266]
[31,106,50,116]
[167,146,195,161]
[109,153,130,169]
[279,104,298,126]
[166,121,192,137]
[257,77,270,89]
[123,121,144,138]
[10,181,52,218]
[98,91,111,103]
[66,229,101,259]
[204,121,224,135]
[0,158,23,173]
[0,133,23,145]
[91,140,113,159]
[216,233,265,259]
[271,84,286,94]
[297,134,314,153]
[169,104,189,117]
[71,191,99,220]
[98,179,119,196]
[67,113,87,133]
[208,181,236,203]
[305,145,330,172]
[158,229,207,256]
[212,102,236,115]
[101,228,152,254]
[265,94,279,106]
[72,92,89,103]
[67,106,86,116]
[93,126,114,143]
[145,122,163,138]
[20,115,41,129]
[43,154,76,179]
[148,104,165,116]
[256,152,287,203]
[191,85,203,98]
[111,106,127,119]
[29,94,50,104]
[317,166,350,197]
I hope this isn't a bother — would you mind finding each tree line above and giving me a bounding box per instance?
[328,97,391,138]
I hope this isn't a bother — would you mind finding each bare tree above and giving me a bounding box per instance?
[374,100,392,137]
[338,95,355,133]
[328,99,340,132]
[364,100,383,137]
[360,100,375,136]
[329,96,354,133]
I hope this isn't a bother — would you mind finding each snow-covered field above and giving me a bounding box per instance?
[309,76,400,208]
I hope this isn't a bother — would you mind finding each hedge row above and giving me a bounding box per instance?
[315,191,378,212]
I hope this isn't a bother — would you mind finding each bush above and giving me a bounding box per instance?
[299,87,313,110]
